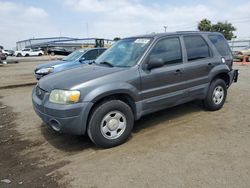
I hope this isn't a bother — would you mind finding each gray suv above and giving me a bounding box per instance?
[32,32,238,148]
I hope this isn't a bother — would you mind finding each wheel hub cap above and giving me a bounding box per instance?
[100,111,127,140]
[213,86,224,105]
[107,119,119,131]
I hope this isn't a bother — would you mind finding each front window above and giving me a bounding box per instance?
[62,50,86,61]
[95,38,152,67]
[150,37,182,65]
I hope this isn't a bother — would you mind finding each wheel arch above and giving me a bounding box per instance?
[84,92,137,134]
[210,72,230,87]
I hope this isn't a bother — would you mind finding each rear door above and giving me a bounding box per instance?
[181,35,214,98]
[139,36,186,112]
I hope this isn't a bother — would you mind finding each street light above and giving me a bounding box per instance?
[163,25,168,32]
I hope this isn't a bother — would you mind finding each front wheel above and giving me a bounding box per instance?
[204,79,227,111]
[87,100,134,148]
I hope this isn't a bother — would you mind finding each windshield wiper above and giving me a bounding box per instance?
[99,61,114,67]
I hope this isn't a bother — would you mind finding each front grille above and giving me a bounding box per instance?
[36,86,46,100]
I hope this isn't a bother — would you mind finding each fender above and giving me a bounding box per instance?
[82,82,141,103]
[208,64,230,82]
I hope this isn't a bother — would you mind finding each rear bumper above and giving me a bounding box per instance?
[228,69,239,86]
[32,87,93,135]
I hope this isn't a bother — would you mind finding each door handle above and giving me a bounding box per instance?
[174,69,182,75]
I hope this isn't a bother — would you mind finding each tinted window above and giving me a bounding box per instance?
[208,35,231,56]
[184,35,211,61]
[98,49,106,55]
[83,50,99,60]
[150,37,182,65]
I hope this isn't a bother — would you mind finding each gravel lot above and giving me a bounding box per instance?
[0,59,250,187]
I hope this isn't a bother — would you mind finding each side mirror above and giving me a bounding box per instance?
[79,58,85,63]
[147,57,164,70]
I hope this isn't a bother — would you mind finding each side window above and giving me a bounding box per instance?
[208,35,231,56]
[83,50,99,60]
[184,35,211,61]
[150,37,182,65]
[98,49,106,55]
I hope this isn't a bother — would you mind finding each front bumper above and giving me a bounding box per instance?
[34,73,44,80]
[32,86,93,135]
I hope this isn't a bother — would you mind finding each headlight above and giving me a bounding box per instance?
[49,89,80,104]
[36,67,53,74]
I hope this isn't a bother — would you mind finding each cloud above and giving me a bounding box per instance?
[0,1,57,49]
[62,0,250,39]
[1,0,249,48]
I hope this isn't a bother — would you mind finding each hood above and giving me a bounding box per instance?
[38,64,124,92]
[35,60,72,70]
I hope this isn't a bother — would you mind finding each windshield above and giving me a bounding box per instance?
[62,50,86,61]
[95,38,152,67]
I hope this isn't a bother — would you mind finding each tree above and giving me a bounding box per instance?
[211,21,236,40]
[113,37,121,41]
[197,19,236,40]
[198,19,212,31]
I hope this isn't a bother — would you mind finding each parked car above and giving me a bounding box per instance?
[0,50,7,64]
[2,49,14,56]
[32,32,238,148]
[47,47,73,56]
[14,48,44,57]
[233,46,250,61]
[34,48,106,80]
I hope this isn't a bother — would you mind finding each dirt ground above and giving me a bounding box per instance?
[0,60,250,187]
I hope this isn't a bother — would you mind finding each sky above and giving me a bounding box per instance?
[0,0,250,49]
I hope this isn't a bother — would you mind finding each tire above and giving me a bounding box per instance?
[87,100,134,148]
[204,79,227,111]
[25,54,29,57]
[17,53,22,57]
[38,53,42,56]
[51,52,55,56]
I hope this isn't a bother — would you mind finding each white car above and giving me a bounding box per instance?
[14,48,44,57]
[2,49,12,56]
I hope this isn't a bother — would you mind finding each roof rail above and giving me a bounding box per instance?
[176,31,201,33]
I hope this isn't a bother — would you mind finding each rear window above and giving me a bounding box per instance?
[208,34,231,56]
[184,35,211,61]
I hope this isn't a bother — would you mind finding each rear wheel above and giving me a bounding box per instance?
[204,79,227,111]
[25,54,29,57]
[87,100,134,148]
[16,53,22,57]
[38,53,42,56]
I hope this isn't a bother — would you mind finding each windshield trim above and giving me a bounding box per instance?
[134,37,155,66]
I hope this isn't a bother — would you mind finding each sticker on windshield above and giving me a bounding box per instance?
[134,38,150,44]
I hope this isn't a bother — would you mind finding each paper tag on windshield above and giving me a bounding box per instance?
[134,38,150,44]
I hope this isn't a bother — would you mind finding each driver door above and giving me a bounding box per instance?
[80,49,99,63]
[139,37,186,113]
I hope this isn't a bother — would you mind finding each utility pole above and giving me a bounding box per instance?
[163,25,168,32]
[86,22,89,37]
